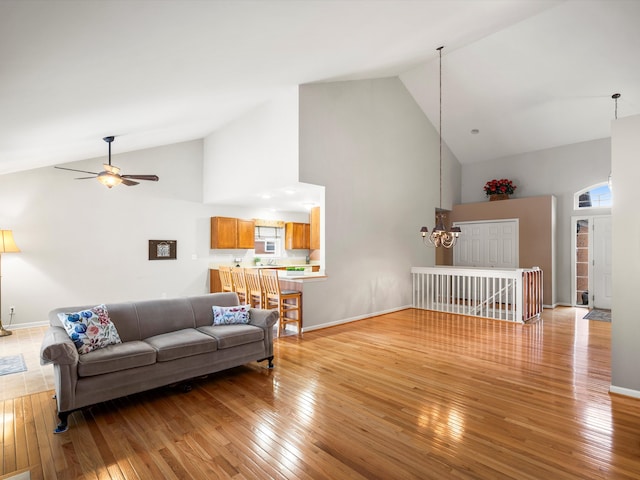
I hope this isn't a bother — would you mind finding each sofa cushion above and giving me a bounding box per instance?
[135,298,196,339]
[212,304,251,325]
[144,328,217,362]
[58,305,122,354]
[197,324,264,349]
[77,341,157,377]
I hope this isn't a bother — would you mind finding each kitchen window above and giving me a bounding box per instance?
[254,226,282,256]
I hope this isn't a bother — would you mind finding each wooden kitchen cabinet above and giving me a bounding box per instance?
[211,217,255,249]
[285,222,310,250]
[310,206,320,250]
[237,219,255,249]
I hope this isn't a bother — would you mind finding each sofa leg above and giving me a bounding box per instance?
[54,411,70,434]
[258,355,274,369]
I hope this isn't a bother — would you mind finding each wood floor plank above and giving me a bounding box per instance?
[2,399,15,474]
[12,397,29,472]
[3,307,640,479]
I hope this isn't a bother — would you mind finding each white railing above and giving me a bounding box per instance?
[411,266,543,323]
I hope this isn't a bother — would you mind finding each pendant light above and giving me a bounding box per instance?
[420,46,461,248]
[608,93,620,189]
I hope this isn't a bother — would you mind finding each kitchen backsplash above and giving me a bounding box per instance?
[209,251,313,268]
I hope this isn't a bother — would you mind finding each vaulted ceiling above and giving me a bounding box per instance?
[1,0,638,175]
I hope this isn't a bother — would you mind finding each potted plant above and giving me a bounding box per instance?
[286,267,305,276]
[484,178,516,200]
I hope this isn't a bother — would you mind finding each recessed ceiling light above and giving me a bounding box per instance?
[284,189,296,195]
[261,194,272,199]
[471,129,480,134]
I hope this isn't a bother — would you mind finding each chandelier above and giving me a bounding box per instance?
[420,46,461,248]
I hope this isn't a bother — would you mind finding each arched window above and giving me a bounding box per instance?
[574,182,612,209]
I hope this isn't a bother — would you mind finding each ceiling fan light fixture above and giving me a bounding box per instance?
[97,171,122,188]
[54,135,159,188]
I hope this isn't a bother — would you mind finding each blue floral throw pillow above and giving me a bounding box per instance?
[212,304,251,325]
[58,305,122,354]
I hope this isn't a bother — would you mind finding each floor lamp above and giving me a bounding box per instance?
[0,230,21,337]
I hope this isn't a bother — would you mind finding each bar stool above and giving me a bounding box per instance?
[230,267,248,304]
[218,266,234,293]
[261,269,302,336]
[244,268,265,308]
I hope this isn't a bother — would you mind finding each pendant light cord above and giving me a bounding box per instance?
[612,93,620,120]
[437,46,443,210]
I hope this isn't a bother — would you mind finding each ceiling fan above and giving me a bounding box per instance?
[55,136,159,188]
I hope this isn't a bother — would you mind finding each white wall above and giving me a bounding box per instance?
[0,140,310,328]
[611,114,640,395]
[203,87,299,204]
[460,138,611,305]
[298,77,461,329]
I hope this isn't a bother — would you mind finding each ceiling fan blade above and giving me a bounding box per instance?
[121,178,140,186]
[55,166,99,175]
[122,174,159,182]
[74,176,98,180]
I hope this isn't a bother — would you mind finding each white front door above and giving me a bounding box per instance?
[593,216,612,309]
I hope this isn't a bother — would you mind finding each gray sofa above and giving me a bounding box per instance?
[40,292,278,433]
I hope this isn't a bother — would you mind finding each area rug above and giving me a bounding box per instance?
[0,354,27,376]
[583,309,612,322]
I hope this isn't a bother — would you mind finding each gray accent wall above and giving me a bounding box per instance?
[298,77,461,329]
[611,114,640,395]
[460,138,611,305]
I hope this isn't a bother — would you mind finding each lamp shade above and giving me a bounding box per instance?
[0,230,20,253]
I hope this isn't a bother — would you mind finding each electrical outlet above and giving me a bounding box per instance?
[9,306,15,314]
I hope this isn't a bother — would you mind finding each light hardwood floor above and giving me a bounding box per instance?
[1,307,640,479]
[0,326,53,402]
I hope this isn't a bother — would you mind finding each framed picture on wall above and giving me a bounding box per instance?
[149,240,177,260]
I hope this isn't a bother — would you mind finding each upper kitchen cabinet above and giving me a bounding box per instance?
[310,206,320,250]
[211,217,255,249]
[285,222,310,250]
[236,219,255,248]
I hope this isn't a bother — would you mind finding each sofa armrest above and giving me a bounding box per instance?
[249,308,279,329]
[40,326,79,365]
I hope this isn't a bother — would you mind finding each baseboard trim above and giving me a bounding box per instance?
[302,305,412,333]
[609,385,640,399]
[2,320,49,330]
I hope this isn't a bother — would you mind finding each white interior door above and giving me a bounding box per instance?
[454,220,518,268]
[454,224,483,266]
[593,216,612,309]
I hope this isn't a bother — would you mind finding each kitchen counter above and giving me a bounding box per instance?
[209,266,325,294]
[220,264,318,270]
[276,273,327,281]
[209,263,319,269]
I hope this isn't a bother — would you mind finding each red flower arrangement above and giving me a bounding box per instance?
[484,178,516,196]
